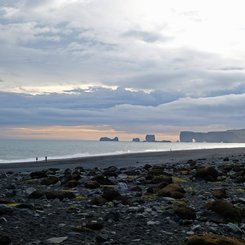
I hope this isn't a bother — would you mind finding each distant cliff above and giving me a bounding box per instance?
[99,137,119,142]
[180,129,245,143]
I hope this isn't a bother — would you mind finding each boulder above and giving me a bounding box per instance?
[157,183,185,199]
[206,200,241,222]
[102,188,120,201]
[84,180,100,189]
[93,175,114,185]
[174,205,196,220]
[91,196,106,206]
[41,176,59,186]
[30,170,48,179]
[195,166,219,181]
[211,188,227,199]
[45,191,76,200]
[29,190,44,199]
[64,180,79,188]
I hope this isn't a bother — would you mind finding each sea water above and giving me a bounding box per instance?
[1,139,245,164]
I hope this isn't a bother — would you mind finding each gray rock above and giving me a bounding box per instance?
[224,223,243,234]
[46,236,68,244]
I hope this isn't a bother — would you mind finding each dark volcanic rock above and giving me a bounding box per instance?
[103,166,119,177]
[157,183,185,199]
[91,196,106,206]
[173,205,196,220]
[85,222,104,231]
[64,180,79,188]
[93,175,114,185]
[102,188,120,201]
[211,188,227,199]
[40,176,59,185]
[29,190,44,199]
[30,170,48,179]
[45,191,76,200]
[0,205,14,215]
[186,234,245,245]
[206,200,241,222]
[84,180,100,189]
[195,166,219,181]
[150,175,172,185]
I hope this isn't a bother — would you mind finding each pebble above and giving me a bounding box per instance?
[46,237,68,244]
[147,220,160,225]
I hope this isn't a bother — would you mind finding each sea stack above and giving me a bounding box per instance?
[132,138,140,142]
[145,134,155,142]
[99,137,119,142]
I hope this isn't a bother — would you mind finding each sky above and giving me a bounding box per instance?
[1,0,245,141]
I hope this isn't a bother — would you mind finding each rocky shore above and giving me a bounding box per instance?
[0,153,244,244]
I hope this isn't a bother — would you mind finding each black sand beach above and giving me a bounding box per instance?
[1,147,245,171]
[0,147,244,244]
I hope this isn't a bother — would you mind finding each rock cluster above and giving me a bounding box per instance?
[0,155,244,244]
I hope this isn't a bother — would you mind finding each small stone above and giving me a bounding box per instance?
[46,236,68,244]
[25,187,36,196]
[96,234,108,242]
[117,182,128,193]
[131,239,141,242]
[85,222,104,230]
[147,220,160,225]
[0,205,14,215]
[225,223,243,234]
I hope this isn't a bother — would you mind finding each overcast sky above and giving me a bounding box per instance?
[1,0,245,140]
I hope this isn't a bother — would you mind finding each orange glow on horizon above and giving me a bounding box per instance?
[7,125,179,142]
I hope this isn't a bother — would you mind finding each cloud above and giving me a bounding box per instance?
[0,89,245,136]
[1,0,245,139]
[123,30,170,43]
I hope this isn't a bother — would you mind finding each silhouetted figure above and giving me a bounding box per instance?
[45,156,47,163]
[36,157,38,162]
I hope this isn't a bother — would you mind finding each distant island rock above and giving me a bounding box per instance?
[99,137,119,142]
[145,134,155,142]
[132,138,140,142]
[180,129,245,143]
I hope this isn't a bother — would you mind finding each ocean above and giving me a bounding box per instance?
[1,139,245,164]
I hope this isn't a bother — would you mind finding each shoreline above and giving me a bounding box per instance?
[1,147,245,172]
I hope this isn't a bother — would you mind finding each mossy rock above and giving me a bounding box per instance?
[172,176,189,183]
[185,234,245,245]
[157,183,185,199]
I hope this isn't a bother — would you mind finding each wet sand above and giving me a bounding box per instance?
[1,147,245,172]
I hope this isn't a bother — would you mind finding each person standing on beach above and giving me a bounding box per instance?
[36,157,38,162]
[45,156,47,163]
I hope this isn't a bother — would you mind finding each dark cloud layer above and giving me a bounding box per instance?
[1,88,245,135]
